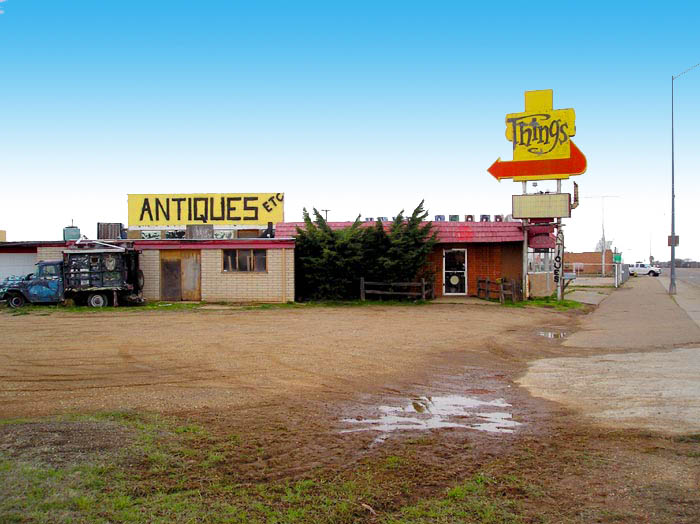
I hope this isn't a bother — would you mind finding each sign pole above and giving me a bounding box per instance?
[556,180,563,301]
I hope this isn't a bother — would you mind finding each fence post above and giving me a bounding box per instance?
[421,279,426,300]
[360,277,365,301]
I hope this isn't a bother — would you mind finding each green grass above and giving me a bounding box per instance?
[503,295,584,311]
[2,298,432,316]
[0,412,537,524]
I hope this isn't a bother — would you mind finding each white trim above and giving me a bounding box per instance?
[443,248,468,296]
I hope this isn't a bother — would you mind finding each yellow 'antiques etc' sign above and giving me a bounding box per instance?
[128,193,284,227]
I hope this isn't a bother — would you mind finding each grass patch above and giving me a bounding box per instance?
[504,295,584,311]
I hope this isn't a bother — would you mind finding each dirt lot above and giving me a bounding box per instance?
[0,303,574,419]
[1,300,699,523]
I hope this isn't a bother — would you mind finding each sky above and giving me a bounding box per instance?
[1,0,699,263]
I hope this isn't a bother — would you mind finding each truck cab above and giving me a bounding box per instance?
[3,261,64,307]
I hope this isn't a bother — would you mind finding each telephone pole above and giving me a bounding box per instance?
[583,196,619,276]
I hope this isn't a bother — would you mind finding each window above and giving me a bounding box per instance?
[223,249,267,272]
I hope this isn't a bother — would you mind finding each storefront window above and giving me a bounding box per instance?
[223,249,267,272]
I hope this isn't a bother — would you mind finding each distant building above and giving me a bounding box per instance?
[565,249,614,275]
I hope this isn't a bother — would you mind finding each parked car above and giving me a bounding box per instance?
[629,262,661,277]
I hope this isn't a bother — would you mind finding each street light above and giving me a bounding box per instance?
[670,62,700,295]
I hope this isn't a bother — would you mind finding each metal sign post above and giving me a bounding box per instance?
[554,228,564,301]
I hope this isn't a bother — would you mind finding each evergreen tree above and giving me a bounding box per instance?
[294,202,437,301]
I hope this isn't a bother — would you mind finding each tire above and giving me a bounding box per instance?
[7,294,26,309]
[87,293,108,308]
[649,271,659,277]
[136,270,145,291]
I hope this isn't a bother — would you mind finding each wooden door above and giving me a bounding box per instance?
[159,250,201,301]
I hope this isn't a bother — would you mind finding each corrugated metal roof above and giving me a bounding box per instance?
[275,221,524,243]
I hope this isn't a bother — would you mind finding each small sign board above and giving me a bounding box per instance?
[668,235,680,247]
[613,253,622,263]
[512,193,571,219]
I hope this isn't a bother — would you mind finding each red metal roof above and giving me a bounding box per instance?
[133,238,295,250]
[275,221,524,243]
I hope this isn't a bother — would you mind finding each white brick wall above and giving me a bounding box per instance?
[140,250,161,301]
[36,247,66,262]
[201,248,294,303]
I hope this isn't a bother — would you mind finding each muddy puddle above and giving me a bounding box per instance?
[538,330,568,339]
[341,394,521,444]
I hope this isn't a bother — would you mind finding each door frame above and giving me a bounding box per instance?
[443,248,468,296]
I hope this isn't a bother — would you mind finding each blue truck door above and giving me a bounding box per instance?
[26,263,63,303]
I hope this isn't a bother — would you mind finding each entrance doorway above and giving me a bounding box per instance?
[160,250,202,301]
[443,249,467,295]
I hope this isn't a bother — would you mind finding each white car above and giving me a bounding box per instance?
[629,262,661,277]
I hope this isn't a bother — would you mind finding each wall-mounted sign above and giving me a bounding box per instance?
[668,235,680,247]
[513,193,571,219]
[488,90,587,181]
[128,193,284,227]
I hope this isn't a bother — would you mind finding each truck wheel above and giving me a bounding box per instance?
[87,293,108,308]
[136,270,145,291]
[7,294,26,309]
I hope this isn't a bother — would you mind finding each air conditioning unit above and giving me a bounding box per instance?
[377,217,388,222]
[494,215,504,222]
[434,215,446,222]
[364,217,374,222]
[449,215,460,222]
[480,214,491,222]
[465,215,475,222]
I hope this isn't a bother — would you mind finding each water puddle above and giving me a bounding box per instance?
[341,395,521,444]
[538,330,568,339]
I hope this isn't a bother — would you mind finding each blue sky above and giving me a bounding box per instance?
[1,1,699,261]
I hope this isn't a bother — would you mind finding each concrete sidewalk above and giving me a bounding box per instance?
[518,277,700,434]
[563,277,700,350]
[659,275,700,329]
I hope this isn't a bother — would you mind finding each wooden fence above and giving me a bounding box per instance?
[360,277,433,301]
[476,278,520,304]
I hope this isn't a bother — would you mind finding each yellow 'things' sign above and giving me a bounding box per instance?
[505,90,576,161]
[128,193,285,227]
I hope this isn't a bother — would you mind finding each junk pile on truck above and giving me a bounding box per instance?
[1,241,145,308]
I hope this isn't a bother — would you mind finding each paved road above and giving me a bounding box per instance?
[518,277,700,434]
[659,269,700,328]
[675,267,700,289]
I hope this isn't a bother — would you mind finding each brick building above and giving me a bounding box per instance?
[276,221,524,298]
[0,238,295,304]
[564,249,614,275]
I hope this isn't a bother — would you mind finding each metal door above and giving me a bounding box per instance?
[160,250,201,301]
[443,249,467,295]
[180,250,201,301]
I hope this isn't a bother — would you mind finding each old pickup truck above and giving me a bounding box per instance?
[2,244,144,308]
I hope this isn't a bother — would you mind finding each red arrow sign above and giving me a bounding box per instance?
[488,141,587,180]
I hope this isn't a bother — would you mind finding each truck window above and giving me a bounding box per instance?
[39,265,58,278]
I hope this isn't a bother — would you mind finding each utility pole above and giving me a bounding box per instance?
[670,62,700,294]
[583,196,619,276]
[321,209,330,221]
